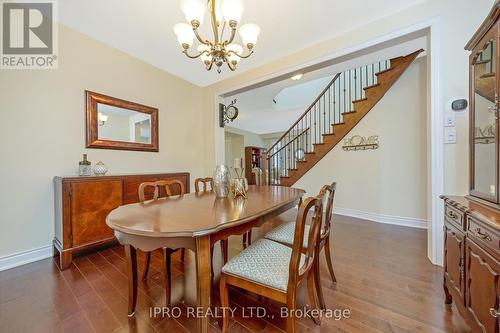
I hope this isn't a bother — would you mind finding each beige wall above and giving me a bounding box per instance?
[225,126,265,149]
[0,25,206,257]
[296,58,428,220]
[202,0,493,198]
[225,132,245,172]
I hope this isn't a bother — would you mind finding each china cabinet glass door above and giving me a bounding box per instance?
[471,35,498,203]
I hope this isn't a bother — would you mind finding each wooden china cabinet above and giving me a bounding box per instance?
[245,146,266,185]
[441,2,500,332]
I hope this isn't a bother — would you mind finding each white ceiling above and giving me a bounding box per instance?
[58,0,426,87]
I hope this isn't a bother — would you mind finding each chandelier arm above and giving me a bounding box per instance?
[183,49,208,59]
[193,28,211,45]
[227,61,237,71]
[206,59,214,71]
[227,50,254,59]
[224,27,237,45]
[210,0,219,46]
[220,21,226,41]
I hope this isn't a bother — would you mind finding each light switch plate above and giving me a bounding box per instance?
[445,113,456,127]
[444,127,457,144]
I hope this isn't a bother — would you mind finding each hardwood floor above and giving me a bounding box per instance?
[0,213,470,332]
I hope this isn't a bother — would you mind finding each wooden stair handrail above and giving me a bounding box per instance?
[266,73,341,157]
[269,127,310,159]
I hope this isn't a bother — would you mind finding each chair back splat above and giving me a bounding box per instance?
[138,179,185,202]
[194,177,214,193]
[320,182,336,238]
[287,194,324,290]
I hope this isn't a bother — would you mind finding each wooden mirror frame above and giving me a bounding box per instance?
[85,91,159,152]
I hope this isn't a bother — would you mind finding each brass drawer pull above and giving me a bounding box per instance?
[447,210,459,220]
[490,308,500,318]
[475,227,492,242]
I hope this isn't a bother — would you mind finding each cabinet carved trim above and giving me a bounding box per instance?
[53,172,189,269]
[466,239,500,333]
[441,196,500,333]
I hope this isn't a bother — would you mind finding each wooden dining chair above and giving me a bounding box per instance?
[139,179,185,305]
[264,182,336,310]
[194,177,214,193]
[220,194,325,333]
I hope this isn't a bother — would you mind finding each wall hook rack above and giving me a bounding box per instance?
[342,135,379,151]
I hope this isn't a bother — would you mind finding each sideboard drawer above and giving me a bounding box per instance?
[468,217,500,257]
[445,204,465,230]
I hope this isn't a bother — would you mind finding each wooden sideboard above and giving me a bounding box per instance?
[53,172,190,269]
[441,196,500,332]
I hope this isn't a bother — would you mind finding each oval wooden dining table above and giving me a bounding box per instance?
[106,185,305,333]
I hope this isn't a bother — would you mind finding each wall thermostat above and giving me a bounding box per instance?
[451,99,468,111]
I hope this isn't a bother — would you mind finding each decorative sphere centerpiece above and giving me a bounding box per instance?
[93,161,108,176]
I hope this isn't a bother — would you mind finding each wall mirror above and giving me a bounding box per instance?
[86,91,159,152]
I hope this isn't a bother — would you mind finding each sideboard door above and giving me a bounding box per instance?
[70,180,123,246]
[445,224,466,303]
[466,239,500,333]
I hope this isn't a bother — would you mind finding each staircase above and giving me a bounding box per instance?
[266,49,423,187]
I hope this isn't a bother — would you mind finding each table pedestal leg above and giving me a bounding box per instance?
[195,235,211,333]
[125,244,138,317]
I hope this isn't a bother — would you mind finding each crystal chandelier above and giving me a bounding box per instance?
[173,0,260,73]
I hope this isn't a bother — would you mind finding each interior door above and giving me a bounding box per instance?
[471,27,499,203]
[70,180,123,246]
[444,224,465,303]
[465,239,500,333]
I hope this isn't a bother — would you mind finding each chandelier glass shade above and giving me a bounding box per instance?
[174,0,260,73]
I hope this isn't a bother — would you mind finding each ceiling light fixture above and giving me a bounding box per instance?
[291,74,303,81]
[174,0,260,73]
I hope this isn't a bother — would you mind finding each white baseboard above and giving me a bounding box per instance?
[0,244,53,272]
[334,207,428,229]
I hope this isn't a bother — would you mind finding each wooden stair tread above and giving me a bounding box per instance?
[363,83,380,90]
[332,122,346,127]
[342,111,356,115]
[480,72,496,79]
[375,67,394,76]
[352,98,368,104]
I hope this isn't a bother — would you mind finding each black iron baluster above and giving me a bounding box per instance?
[328,86,331,132]
[323,95,326,136]
[313,105,316,146]
[346,70,352,112]
[343,73,346,115]
[364,65,368,91]
[354,68,358,102]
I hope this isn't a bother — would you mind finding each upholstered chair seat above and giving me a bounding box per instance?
[222,238,305,291]
[265,221,310,248]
